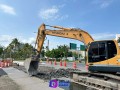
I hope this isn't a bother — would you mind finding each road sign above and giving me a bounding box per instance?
[70,43,77,50]
[80,45,85,51]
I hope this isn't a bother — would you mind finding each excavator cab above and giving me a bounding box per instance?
[88,40,119,73]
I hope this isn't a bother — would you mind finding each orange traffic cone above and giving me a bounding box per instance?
[54,60,57,65]
[50,61,52,65]
[4,61,7,67]
[86,64,89,70]
[73,61,77,69]
[60,60,62,66]
[1,62,4,68]
[64,60,67,67]
[0,61,1,68]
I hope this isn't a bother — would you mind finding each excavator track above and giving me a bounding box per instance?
[71,71,120,90]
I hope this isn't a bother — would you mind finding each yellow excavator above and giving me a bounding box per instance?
[24,23,120,76]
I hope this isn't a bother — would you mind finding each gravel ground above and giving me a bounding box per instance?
[13,64,81,81]
[0,69,21,90]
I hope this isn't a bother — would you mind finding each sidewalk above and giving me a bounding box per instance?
[3,67,63,90]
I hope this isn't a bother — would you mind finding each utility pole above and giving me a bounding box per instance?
[47,40,49,51]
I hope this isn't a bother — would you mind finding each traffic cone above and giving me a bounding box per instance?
[4,61,7,67]
[64,60,67,67]
[60,60,62,66]
[73,61,77,69]
[1,62,4,68]
[86,64,89,70]
[50,61,52,65]
[54,60,57,65]
[0,61,1,68]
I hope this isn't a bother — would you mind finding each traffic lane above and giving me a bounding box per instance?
[66,62,85,67]
[66,62,86,71]
[43,61,87,71]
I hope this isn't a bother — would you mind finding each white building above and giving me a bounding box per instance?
[115,34,120,40]
[115,34,120,46]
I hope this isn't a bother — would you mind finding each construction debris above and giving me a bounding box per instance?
[13,64,81,81]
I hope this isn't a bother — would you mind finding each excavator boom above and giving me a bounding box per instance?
[36,24,94,53]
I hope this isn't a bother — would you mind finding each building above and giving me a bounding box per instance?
[115,34,120,46]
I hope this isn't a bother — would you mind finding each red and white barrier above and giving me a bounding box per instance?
[60,60,62,66]
[0,59,13,68]
[0,61,2,68]
[73,61,77,69]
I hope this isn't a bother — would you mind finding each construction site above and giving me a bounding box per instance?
[0,0,120,90]
[0,23,120,90]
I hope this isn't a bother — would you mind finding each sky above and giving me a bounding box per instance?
[0,0,120,49]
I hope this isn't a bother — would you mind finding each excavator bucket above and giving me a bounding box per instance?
[24,58,39,76]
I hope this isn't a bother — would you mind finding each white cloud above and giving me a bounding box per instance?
[20,37,35,45]
[0,35,14,42]
[91,33,115,40]
[0,35,15,47]
[39,6,59,20]
[0,4,16,15]
[38,5,68,20]
[92,0,113,8]
[0,35,35,47]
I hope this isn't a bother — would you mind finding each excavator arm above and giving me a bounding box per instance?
[36,23,94,54]
[24,23,94,76]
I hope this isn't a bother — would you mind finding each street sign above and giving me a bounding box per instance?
[80,45,85,51]
[70,43,77,50]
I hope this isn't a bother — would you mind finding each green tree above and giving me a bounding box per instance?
[4,38,35,60]
[72,52,78,59]
[5,38,20,58]
[0,46,3,56]
[20,43,34,59]
[45,45,72,59]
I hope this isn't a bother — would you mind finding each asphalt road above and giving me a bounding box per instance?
[0,69,7,76]
[43,61,87,71]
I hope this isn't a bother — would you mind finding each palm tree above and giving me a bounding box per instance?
[11,38,20,50]
[5,38,20,58]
